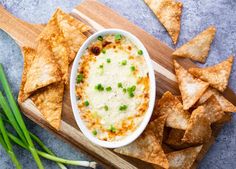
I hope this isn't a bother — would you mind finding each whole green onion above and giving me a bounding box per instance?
[0,64,44,169]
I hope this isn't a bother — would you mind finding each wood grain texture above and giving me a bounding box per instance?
[0,1,235,168]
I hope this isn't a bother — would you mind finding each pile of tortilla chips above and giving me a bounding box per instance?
[18,8,90,130]
[114,21,235,168]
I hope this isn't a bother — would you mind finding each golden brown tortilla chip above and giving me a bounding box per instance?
[189,56,234,92]
[114,130,169,168]
[31,82,64,130]
[144,0,182,44]
[55,8,89,62]
[38,10,70,84]
[166,145,202,169]
[172,26,216,63]
[174,60,209,110]
[165,129,192,150]
[18,47,36,102]
[156,91,190,130]
[24,40,61,94]
[202,95,224,123]
[147,115,167,143]
[182,106,212,144]
[198,88,236,112]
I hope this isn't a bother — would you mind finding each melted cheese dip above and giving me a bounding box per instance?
[76,34,149,141]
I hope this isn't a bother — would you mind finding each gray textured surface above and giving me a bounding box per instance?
[0,0,235,168]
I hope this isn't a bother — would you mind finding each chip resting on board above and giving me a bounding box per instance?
[31,82,64,130]
[147,114,167,143]
[201,95,224,123]
[144,0,183,44]
[18,47,36,102]
[198,88,236,112]
[172,26,216,63]
[174,60,209,110]
[156,91,190,130]
[55,8,89,62]
[189,56,234,92]
[182,106,212,144]
[24,40,61,94]
[114,130,169,168]
[166,145,202,169]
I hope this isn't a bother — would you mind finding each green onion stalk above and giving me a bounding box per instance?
[0,116,22,169]
[0,64,97,168]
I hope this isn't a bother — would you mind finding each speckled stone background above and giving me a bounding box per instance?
[0,0,235,168]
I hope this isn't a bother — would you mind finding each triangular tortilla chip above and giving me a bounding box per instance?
[18,47,36,102]
[156,91,190,130]
[198,88,236,112]
[114,130,169,168]
[38,10,70,84]
[182,106,212,144]
[202,95,224,123]
[24,40,61,94]
[31,82,64,130]
[166,145,202,169]
[165,129,192,150]
[55,8,89,63]
[172,26,216,63]
[147,115,167,143]
[144,0,182,44]
[174,60,209,110]
[189,56,234,92]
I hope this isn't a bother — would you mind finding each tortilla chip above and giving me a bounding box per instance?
[24,40,61,94]
[18,47,36,102]
[172,26,216,63]
[144,0,182,44]
[147,115,167,143]
[166,145,202,169]
[198,88,236,112]
[114,130,169,168]
[182,106,212,144]
[55,8,89,63]
[174,60,209,110]
[162,143,174,154]
[202,95,224,123]
[189,56,234,92]
[31,82,64,130]
[156,91,190,130]
[165,129,192,149]
[38,10,70,84]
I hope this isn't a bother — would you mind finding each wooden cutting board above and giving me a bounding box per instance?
[0,1,236,168]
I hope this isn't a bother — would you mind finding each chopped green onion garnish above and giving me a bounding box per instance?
[108,125,116,133]
[106,58,111,63]
[127,85,136,98]
[130,66,135,72]
[97,36,103,41]
[129,93,134,98]
[118,82,123,88]
[92,130,97,136]
[102,49,106,54]
[104,105,109,111]
[95,84,104,91]
[106,86,112,91]
[121,60,127,66]
[76,74,83,83]
[84,101,89,107]
[119,105,128,111]
[138,49,143,55]
[123,88,127,93]
[115,34,122,41]
[99,64,104,69]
